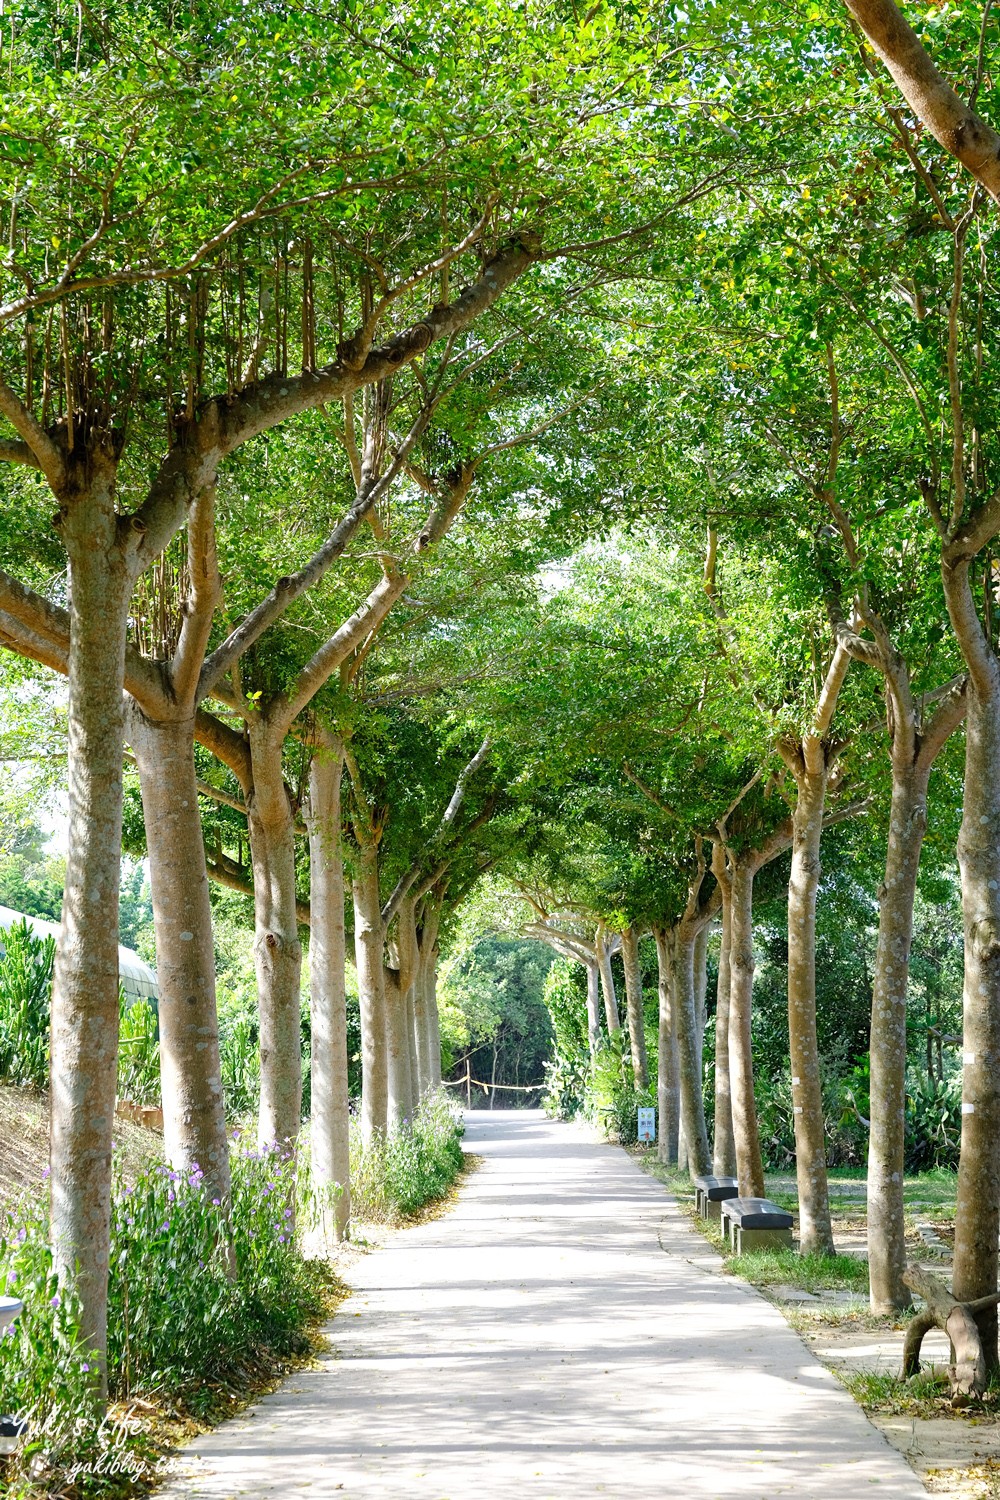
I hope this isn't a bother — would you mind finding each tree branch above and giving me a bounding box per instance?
[916,673,968,770]
[0,439,41,468]
[170,483,221,705]
[0,610,68,675]
[0,371,66,491]
[845,0,1000,204]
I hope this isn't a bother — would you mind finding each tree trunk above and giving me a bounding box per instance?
[384,972,414,1129]
[128,705,230,1205]
[412,958,431,1099]
[421,905,443,1090]
[728,860,766,1198]
[385,905,417,1130]
[246,729,303,1151]
[427,949,442,1087]
[947,641,1000,1361]
[305,744,350,1241]
[585,961,602,1054]
[596,930,621,1035]
[787,748,835,1255]
[352,841,388,1142]
[404,981,420,1113]
[713,877,737,1177]
[694,926,708,1061]
[50,467,131,1380]
[413,930,440,1098]
[867,764,929,1312]
[671,925,713,1178]
[395,899,423,1115]
[654,927,680,1165]
[383,972,413,1128]
[620,927,649,1088]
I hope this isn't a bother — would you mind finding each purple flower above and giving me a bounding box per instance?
[50,1294,60,1309]
[81,1362,90,1372]
[211,1198,221,1206]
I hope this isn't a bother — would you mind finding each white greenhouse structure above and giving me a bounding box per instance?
[0,904,158,1007]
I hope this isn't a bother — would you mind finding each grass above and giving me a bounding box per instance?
[347,1089,466,1224]
[634,1152,871,1292]
[840,1367,948,1416]
[764,1166,959,1221]
[727,1248,869,1290]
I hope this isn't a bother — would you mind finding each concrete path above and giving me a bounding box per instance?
[161,1111,927,1500]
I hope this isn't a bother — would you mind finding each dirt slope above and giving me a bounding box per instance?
[0,1083,162,1220]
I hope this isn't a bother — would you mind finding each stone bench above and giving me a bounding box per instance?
[0,1296,21,1334]
[720,1197,794,1253]
[692,1175,738,1220]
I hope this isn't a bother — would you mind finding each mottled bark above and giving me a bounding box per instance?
[412,956,432,1098]
[654,926,680,1165]
[711,857,737,1178]
[418,902,444,1091]
[596,926,621,1035]
[385,898,419,1128]
[694,927,708,1055]
[384,971,415,1128]
[352,841,388,1142]
[404,981,420,1114]
[620,927,648,1088]
[785,748,835,1256]
[944,556,1000,1363]
[50,461,132,1379]
[585,961,602,1054]
[246,723,303,1150]
[426,949,442,1087]
[670,924,713,1179]
[305,743,350,1240]
[866,766,927,1310]
[728,861,766,1199]
[128,706,229,1204]
[777,646,851,1257]
[831,604,965,1310]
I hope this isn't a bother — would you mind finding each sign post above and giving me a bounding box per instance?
[637,1106,656,1143]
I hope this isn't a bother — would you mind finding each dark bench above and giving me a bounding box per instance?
[720,1197,793,1253]
[0,1296,24,1455]
[692,1175,739,1220]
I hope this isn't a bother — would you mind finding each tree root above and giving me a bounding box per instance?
[902,1264,1000,1404]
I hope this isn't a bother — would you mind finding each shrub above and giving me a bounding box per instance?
[116,999,159,1108]
[0,1147,330,1496]
[540,960,591,1119]
[905,1068,962,1171]
[219,1013,260,1119]
[0,922,162,1108]
[0,920,54,1089]
[349,1089,465,1222]
[587,1036,653,1145]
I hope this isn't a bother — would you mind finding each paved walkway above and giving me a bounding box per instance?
[162,1111,927,1500]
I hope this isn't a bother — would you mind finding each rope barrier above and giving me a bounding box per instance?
[442,1061,544,1097]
